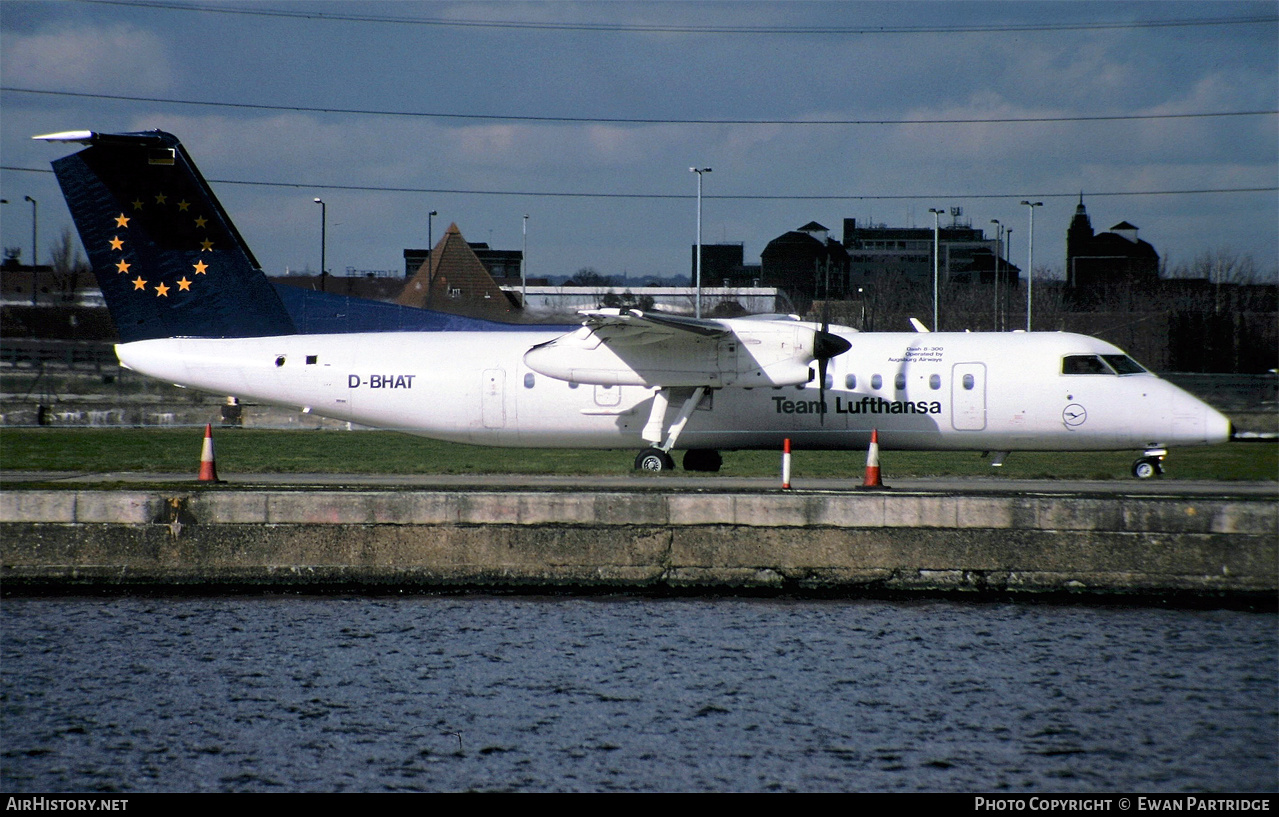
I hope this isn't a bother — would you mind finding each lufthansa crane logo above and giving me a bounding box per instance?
[1062,403,1088,427]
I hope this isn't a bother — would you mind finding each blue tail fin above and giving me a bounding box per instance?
[42,130,298,342]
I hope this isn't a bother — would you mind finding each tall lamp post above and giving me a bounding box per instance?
[425,209,437,307]
[25,196,38,306]
[928,207,944,331]
[1020,200,1042,331]
[690,167,711,319]
[990,219,1002,332]
[313,198,327,293]
[1003,228,1012,332]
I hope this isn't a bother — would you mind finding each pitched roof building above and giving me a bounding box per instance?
[397,223,521,319]
[759,222,851,311]
[1066,196,1160,302]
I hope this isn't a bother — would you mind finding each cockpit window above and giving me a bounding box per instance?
[1062,354,1150,375]
[1101,354,1148,375]
[1062,355,1110,375]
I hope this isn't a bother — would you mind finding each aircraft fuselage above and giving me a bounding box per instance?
[116,328,1230,453]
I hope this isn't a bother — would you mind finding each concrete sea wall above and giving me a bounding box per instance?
[2,488,1275,600]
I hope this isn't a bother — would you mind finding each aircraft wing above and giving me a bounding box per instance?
[524,308,848,389]
[577,308,730,345]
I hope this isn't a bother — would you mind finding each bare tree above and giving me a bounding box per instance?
[48,226,89,300]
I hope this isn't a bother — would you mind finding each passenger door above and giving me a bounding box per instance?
[951,362,987,431]
[482,368,506,428]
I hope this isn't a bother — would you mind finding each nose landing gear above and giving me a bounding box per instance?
[1132,448,1167,479]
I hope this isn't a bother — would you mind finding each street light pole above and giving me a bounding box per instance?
[990,219,1002,332]
[313,198,327,293]
[928,207,944,331]
[690,167,711,319]
[25,196,37,306]
[1003,228,1012,332]
[1020,200,1042,331]
[426,209,437,308]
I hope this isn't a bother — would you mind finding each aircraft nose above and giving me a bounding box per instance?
[1209,407,1233,444]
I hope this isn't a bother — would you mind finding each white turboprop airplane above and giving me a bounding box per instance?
[38,130,1232,478]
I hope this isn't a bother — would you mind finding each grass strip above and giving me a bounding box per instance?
[1,427,1274,481]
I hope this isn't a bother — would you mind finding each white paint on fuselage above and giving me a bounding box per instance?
[115,329,1231,453]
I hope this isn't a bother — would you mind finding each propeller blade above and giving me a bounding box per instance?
[812,323,848,427]
[819,354,829,425]
[811,267,843,427]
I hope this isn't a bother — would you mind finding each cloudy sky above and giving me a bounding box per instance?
[2,1,1276,286]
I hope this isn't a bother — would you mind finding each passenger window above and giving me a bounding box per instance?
[962,374,975,390]
[825,373,833,390]
[929,374,941,390]
[524,373,535,388]
[871,374,883,390]
[894,373,906,391]
[1062,355,1110,375]
[845,373,857,390]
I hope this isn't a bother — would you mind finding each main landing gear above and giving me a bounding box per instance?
[634,448,723,472]
[635,448,675,472]
[1132,448,1167,479]
[633,386,710,473]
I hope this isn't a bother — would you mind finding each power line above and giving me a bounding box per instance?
[5,164,1273,201]
[78,0,1279,35]
[5,88,1275,127]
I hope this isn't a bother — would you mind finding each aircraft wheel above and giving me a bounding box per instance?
[635,448,675,472]
[1132,457,1163,479]
[682,449,723,472]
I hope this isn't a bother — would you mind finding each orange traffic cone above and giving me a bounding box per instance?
[856,428,889,490]
[197,423,220,482]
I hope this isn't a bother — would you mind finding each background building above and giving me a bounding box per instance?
[397,223,521,320]
[756,216,1019,314]
[1066,196,1160,306]
[842,215,1019,289]
[691,243,761,289]
[759,222,851,311]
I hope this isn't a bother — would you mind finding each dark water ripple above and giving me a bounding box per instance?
[1,596,1274,792]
